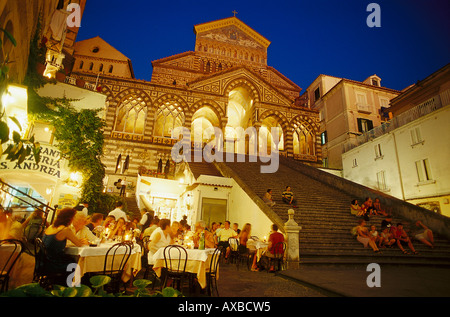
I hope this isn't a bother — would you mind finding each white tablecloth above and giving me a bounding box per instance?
[152,247,219,289]
[152,247,215,263]
[65,242,141,257]
[0,243,35,290]
[65,242,142,282]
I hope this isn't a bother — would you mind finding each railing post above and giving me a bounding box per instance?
[284,209,302,269]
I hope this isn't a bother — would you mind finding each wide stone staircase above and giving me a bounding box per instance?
[214,157,450,266]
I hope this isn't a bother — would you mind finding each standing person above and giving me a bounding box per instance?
[139,208,153,232]
[120,178,127,197]
[282,186,297,208]
[75,201,89,216]
[108,201,128,221]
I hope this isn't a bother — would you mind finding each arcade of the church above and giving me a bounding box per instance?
[60,16,322,223]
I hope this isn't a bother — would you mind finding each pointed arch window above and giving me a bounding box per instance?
[293,123,315,155]
[114,95,147,134]
[154,101,185,138]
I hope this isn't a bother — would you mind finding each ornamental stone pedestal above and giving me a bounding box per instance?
[284,209,302,269]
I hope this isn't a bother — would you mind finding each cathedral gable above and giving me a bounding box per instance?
[188,67,294,107]
[197,25,265,52]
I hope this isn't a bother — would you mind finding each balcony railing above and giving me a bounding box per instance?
[343,92,445,153]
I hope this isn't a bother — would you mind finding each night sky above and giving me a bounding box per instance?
[76,0,450,92]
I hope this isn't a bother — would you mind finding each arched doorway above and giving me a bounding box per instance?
[191,106,221,146]
[259,115,285,155]
[225,86,255,154]
[293,122,315,156]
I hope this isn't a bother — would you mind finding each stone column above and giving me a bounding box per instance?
[284,209,302,269]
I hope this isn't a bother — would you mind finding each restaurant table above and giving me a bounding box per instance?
[152,247,218,289]
[65,242,142,283]
[0,243,34,290]
[247,239,269,262]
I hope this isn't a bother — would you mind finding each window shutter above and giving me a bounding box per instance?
[357,118,363,133]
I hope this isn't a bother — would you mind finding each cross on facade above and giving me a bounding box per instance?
[232,10,238,17]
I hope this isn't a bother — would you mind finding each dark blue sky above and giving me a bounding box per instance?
[76,0,450,92]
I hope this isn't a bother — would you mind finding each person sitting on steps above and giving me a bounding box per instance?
[282,186,298,208]
[394,223,419,255]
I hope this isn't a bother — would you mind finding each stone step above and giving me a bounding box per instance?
[212,158,450,265]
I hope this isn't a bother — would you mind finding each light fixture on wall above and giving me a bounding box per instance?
[1,84,28,138]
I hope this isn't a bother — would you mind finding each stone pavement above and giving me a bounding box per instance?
[216,262,450,298]
[279,264,450,297]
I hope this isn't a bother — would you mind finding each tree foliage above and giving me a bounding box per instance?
[36,97,107,210]
[0,28,41,164]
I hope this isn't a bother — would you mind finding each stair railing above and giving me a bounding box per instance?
[0,178,57,224]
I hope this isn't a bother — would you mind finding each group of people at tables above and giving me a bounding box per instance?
[350,197,435,254]
[144,217,286,273]
[1,200,287,289]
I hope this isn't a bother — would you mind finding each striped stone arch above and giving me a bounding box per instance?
[150,93,190,115]
[149,93,190,137]
[100,85,114,101]
[289,114,320,133]
[189,99,226,128]
[258,109,290,132]
[223,77,261,102]
[111,88,152,136]
[115,88,152,106]
[289,114,321,157]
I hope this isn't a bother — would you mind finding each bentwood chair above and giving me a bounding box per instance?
[141,236,157,289]
[227,237,240,264]
[206,246,222,297]
[102,241,133,294]
[162,245,188,292]
[32,238,69,289]
[0,239,24,293]
[24,223,45,244]
[263,241,286,273]
[237,244,254,271]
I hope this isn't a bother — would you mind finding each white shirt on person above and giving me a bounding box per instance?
[148,227,171,265]
[108,207,128,222]
[67,225,96,246]
[216,227,237,242]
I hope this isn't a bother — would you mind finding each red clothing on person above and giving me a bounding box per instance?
[268,232,284,254]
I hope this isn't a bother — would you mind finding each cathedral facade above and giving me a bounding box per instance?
[69,17,321,194]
